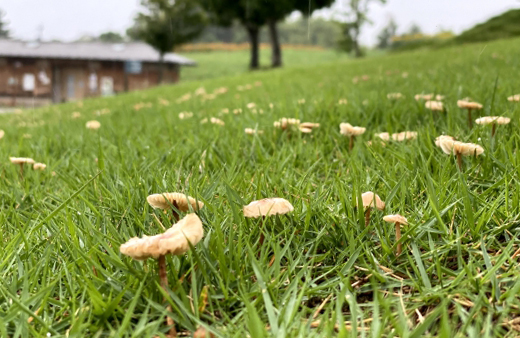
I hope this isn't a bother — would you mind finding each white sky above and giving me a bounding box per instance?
[0,0,519,46]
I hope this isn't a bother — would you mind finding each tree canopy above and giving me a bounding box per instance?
[0,9,9,38]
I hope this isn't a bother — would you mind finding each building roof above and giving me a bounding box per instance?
[0,40,196,66]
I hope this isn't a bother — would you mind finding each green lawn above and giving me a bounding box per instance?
[3,37,520,337]
[180,48,346,81]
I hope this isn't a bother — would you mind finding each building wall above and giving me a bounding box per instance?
[0,57,180,106]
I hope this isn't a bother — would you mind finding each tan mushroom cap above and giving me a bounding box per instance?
[387,93,403,99]
[86,120,101,129]
[361,191,385,210]
[392,131,418,141]
[383,214,408,225]
[438,138,484,156]
[120,213,203,260]
[147,192,204,212]
[507,94,520,102]
[435,135,455,149]
[300,122,320,129]
[376,132,390,141]
[274,118,300,130]
[475,116,511,125]
[425,100,444,111]
[457,100,483,110]
[210,117,225,126]
[0,130,4,139]
[33,162,47,170]
[415,93,434,101]
[340,123,366,136]
[10,157,35,165]
[243,197,294,218]
[245,128,263,135]
[299,127,313,133]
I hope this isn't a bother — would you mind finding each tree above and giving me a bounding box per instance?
[336,0,386,58]
[0,9,9,38]
[408,23,422,35]
[377,18,397,49]
[98,31,124,43]
[128,0,207,82]
[202,0,266,69]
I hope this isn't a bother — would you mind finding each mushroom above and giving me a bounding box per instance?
[375,132,390,141]
[475,116,511,137]
[72,112,81,119]
[360,191,385,226]
[120,213,204,338]
[147,192,204,221]
[457,100,483,129]
[415,93,434,101]
[10,157,35,179]
[392,131,418,141]
[436,137,484,169]
[33,162,47,171]
[425,100,444,111]
[86,120,101,130]
[209,117,225,126]
[274,118,300,131]
[245,128,264,135]
[243,197,294,248]
[507,94,520,102]
[383,214,408,255]
[340,123,366,150]
[193,327,215,338]
[0,130,4,139]
[299,122,320,134]
[387,93,403,100]
[338,99,348,105]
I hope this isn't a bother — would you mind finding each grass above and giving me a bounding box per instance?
[2,36,520,337]
[180,48,346,81]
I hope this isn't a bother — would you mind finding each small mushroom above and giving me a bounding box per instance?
[475,116,511,137]
[0,130,4,139]
[392,131,418,142]
[436,137,484,169]
[120,213,204,338]
[375,132,390,141]
[243,197,294,249]
[457,100,483,129]
[10,157,35,179]
[507,94,520,102]
[360,191,385,226]
[33,162,47,171]
[210,117,225,126]
[415,93,434,101]
[274,118,300,132]
[340,123,366,150]
[245,128,264,135]
[72,112,81,119]
[383,214,408,255]
[86,120,101,130]
[425,100,444,111]
[387,93,403,100]
[147,192,204,221]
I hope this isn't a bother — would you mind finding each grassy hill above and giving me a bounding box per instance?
[2,37,520,337]
[455,9,520,44]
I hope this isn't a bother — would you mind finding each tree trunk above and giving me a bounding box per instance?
[353,26,362,58]
[246,25,260,70]
[158,53,165,84]
[268,19,282,68]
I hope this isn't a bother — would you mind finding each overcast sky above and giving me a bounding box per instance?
[1,0,519,46]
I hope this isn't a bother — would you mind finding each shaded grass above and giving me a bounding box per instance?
[1,36,520,337]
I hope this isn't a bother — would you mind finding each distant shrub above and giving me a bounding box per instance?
[454,9,520,44]
[389,32,454,52]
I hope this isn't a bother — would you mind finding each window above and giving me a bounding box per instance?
[22,74,35,91]
[89,73,98,92]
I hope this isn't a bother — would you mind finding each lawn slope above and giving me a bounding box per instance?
[2,37,520,337]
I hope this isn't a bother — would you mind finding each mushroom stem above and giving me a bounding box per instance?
[349,135,354,151]
[395,222,402,255]
[467,109,473,129]
[491,123,496,137]
[456,152,462,170]
[364,208,371,226]
[158,255,177,338]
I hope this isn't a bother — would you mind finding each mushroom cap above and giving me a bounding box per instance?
[147,192,204,212]
[243,197,294,218]
[387,93,403,99]
[453,141,484,156]
[10,157,35,165]
[340,123,366,136]
[425,100,444,111]
[299,127,313,133]
[376,132,390,141]
[383,214,408,225]
[435,135,455,149]
[33,162,47,170]
[86,120,101,129]
[415,93,434,101]
[210,117,225,126]
[0,130,4,139]
[392,131,418,141]
[507,94,520,102]
[300,122,320,129]
[475,116,511,125]
[274,118,300,130]
[119,213,203,260]
[245,128,263,135]
[457,100,483,110]
[72,112,81,118]
[361,191,385,210]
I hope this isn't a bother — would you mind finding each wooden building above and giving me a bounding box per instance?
[0,40,196,107]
